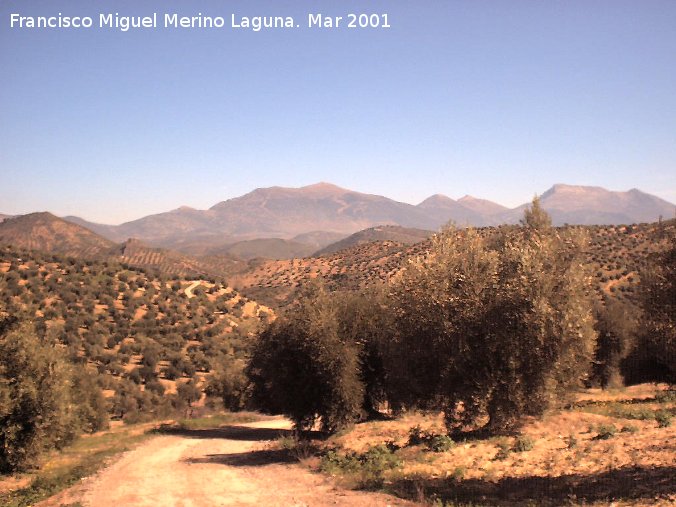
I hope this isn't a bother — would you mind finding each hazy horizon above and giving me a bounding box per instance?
[2,180,674,226]
[2,0,675,223]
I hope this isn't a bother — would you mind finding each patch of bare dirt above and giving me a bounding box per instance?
[40,418,414,507]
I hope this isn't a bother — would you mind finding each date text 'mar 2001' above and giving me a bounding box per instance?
[308,13,390,29]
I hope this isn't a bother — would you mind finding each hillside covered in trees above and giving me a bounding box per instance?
[0,246,270,457]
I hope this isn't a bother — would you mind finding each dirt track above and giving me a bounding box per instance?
[67,418,413,507]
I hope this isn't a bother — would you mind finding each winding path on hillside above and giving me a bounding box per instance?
[184,280,202,298]
[70,418,413,507]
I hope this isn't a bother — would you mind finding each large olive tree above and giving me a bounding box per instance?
[388,201,597,434]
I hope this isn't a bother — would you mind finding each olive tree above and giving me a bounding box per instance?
[0,310,107,472]
[388,201,597,434]
[247,283,364,433]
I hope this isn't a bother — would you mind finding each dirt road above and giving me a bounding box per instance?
[66,418,414,507]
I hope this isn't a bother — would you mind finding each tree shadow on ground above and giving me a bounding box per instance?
[184,448,297,467]
[390,465,675,506]
[155,424,322,442]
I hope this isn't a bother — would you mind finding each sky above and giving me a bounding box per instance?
[1,0,675,224]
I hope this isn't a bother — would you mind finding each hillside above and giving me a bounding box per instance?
[291,231,348,249]
[209,238,318,260]
[315,225,433,256]
[112,238,239,279]
[0,212,238,280]
[0,245,271,421]
[63,183,676,248]
[232,220,676,308]
[0,212,115,257]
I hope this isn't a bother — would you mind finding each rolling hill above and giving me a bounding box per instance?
[0,212,115,257]
[0,212,238,280]
[232,220,676,308]
[315,225,433,256]
[209,238,318,260]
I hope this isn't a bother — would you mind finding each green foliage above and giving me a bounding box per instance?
[655,410,672,428]
[565,434,578,449]
[625,235,676,384]
[407,426,455,452]
[0,245,263,423]
[512,434,535,452]
[594,424,618,440]
[388,200,597,434]
[655,390,676,404]
[0,311,107,472]
[321,445,400,487]
[177,380,201,407]
[248,283,364,433]
[575,399,671,422]
[0,424,151,507]
[206,359,249,411]
[333,288,393,418]
[591,298,638,388]
[494,440,512,461]
[521,195,552,230]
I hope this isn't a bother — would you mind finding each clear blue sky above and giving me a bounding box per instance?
[1,0,675,224]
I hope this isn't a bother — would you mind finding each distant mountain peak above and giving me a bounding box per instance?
[300,182,349,194]
[543,183,607,197]
[418,194,456,205]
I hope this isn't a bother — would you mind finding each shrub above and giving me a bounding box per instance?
[427,434,455,452]
[655,389,676,404]
[565,434,578,449]
[206,359,249,411]
[655,410,672,428]
[320,445,400,487]
[407,426,455,452]
[594,424,618,440]
[513,434,535,452]
[494,440,511,461]
[591,298,638,388]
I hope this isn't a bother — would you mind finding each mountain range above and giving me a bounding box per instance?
[2,183,674,261]
[59,183,674,251]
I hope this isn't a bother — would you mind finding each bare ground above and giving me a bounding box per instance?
[40,418,414,507]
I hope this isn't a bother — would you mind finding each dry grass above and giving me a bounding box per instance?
[311,384,675,506]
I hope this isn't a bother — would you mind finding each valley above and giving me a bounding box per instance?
[0,185,674,506]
